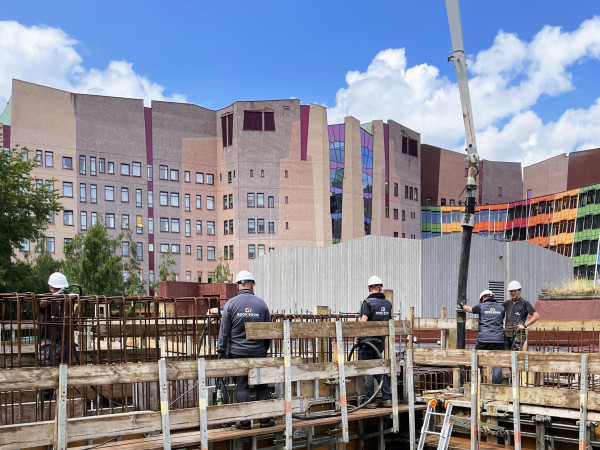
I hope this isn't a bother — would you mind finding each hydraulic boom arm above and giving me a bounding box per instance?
[445,0,480,349]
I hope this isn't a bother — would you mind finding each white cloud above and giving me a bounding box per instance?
[328,17,600,165]
[0,21,186,110]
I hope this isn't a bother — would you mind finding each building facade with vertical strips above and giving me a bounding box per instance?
[1,80,423,291]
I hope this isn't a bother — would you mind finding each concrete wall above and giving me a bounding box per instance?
[479,160,522,205]
[523,154,568,198]
[421,233,572,317]
[251,234,573,318]
[566,147,600,191]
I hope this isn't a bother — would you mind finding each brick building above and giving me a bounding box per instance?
[1,80,422,289]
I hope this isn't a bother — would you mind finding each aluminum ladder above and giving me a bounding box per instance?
[417,399,453,450]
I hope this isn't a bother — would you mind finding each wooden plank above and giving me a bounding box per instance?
[530,319,600,331]
[388,319,399,433]
[68,404,423,450]
[197,358,208,450]
[406,348,416,450]
[579,353,589,450]
[0,357,303,391]
[413,348,600,374]
[423,435,508,449]
[512,351,521,450]
[283,320,293,449]
[464,383,600,412]
[0,397,310,448]
[412,317,479,330]
[54,364,68,450]
[470,349,478,450]
[158,359,172,450]
[335,320,349,443]
[248,359,391,385]
[245,320,413,340]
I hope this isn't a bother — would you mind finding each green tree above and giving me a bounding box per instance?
[0,146,63,291]
[150,250,177,292]
[122,231,146,296]
[214,251,232,283]
[63,220,137,296]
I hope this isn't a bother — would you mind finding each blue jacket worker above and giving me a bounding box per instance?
[217,270,274,430]
[464,290,505,384]
[359,275,393,409]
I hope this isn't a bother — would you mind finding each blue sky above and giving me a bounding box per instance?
[2,0,600,166]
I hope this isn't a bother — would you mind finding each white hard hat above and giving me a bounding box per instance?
[235,270,255,284]
[48,272,68,289]
[367,275,383,287]
[479,290,494,301]
[507,280,522,291]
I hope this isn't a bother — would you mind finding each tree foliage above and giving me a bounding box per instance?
[150,251,177,292]
[63,220,145,296]
[0,146,62,291]
[214,252,232,283]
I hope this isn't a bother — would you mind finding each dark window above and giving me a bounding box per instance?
[408,138,418,157]
[243,111,262,130]
[221,113,234,147]
[264,111,275,131]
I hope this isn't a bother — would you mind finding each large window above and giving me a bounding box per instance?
[196,172,204,184]
[257,218,265,233]
[106,213,115,229]
[196,246,203,260]
[121,187,129,202]
[170,192,179,207]
[221,113,234,147]
[257,193,264,207]
[121,163,130,176]
[207,196,215,210]
[63,210,74,226]
[196,220,202,234]
[160,217,169,232]
[122,214,129,229]
[206,173,214,185]
[184,194,190,211]
[171,218,180,233]
[63,182,73,198]
[80,212,87,230]
[105,186,115,201]
[248,219,255,233]
[170,169,179,181]
[207,221,215,235]
[136,243,143,261]
[62,157,72,169]
[159,165,168,180]
[90,157,97,175]
[90,184,97,203]
[248,244,256,259]
[160,191,168,206]
[46,237,55,253]
[207,246,216,260]
[185,219,191,237]
[80,183,86,202]
[136,189,143,207]
[247,193,255,207]
[196,195,202,209]
[243,110,275,131]
[45,151,54,167]
[132,162,141,177]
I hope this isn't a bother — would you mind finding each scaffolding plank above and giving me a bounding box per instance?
[245,320,413,340]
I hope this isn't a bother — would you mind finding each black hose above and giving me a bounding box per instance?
[292,340,386,420]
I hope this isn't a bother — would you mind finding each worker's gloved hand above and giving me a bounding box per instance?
[456,302,465,312]
[217,351,227,360]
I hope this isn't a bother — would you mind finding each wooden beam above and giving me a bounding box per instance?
[464,383,600,412]
[245,320,413,340]
[412,348,600,374]
[248,359,391,385]
[0,397,310,447]
[0,357,303,391]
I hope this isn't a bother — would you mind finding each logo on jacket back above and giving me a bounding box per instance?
[375,307,389,316]
[237,307,259,318]
[484,306,502,315]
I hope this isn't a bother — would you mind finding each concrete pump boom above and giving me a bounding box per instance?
[445,0,480,350]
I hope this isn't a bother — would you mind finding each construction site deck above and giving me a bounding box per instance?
[1,292,599,449]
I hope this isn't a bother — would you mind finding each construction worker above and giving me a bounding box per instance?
[217,270,274,430]
[40,272,71,365]
[359,275,393,409]
[503,280,540,351]
[464,290,505,384]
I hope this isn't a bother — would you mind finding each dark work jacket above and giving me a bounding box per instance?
[471,301,505,343]
[217,289,271,357]
[359,293,392,351]
[503,297,535,327]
